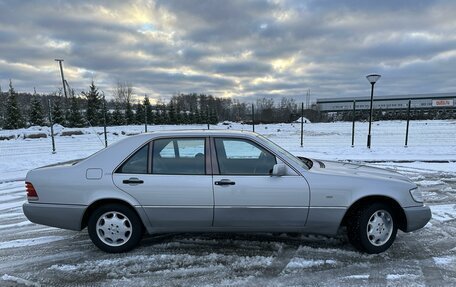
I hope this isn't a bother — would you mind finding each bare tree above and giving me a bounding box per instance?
[256,97,275,123]
[114,81,134,124]
[114,81,133,104]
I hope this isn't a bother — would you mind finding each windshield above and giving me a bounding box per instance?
[256,134,310,170]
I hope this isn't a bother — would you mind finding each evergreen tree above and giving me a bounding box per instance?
[67,95,84,127]
[188,112,196,124]
[210,109,218,124]
[175,112,182,125]
[194,110,203,124]
[168,101,177,124]
[181,112,190,124]
[29,89,45,126]
[154,111,163,125]
[112,101,124,126]
[125,102,134,125]
[4,80,25,129]
[51,96,65,125]
[151,108,157,125]
[83,81,101,126]
[100,95,109,127]
[105,111,112,126]
[135,102,144,125]
[144,95,153,124]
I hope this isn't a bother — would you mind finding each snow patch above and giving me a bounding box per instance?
[0,220,32,230]
[0,212,24,219]
[296,245,362,257]
[2,274,41,286]
[48,253,273,277]
[386,274,417,280]
[0,201,23,211]
[0,236,66,249]
[285,258,337,269]
[344,274,369,279]
[417,180,445,187]
[0,194,23,201]
[430,204,456,222]
[433,256,456,266]
[442,186,456,193]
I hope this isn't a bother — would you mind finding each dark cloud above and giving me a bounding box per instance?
[0,0,455,101]
[212,61,272,76]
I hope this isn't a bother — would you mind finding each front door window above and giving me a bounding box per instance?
[214,138,276,175]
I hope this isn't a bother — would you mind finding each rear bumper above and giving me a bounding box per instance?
[403,205,432,232]
[23,202,86,231]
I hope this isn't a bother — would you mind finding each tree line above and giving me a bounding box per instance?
[0,80,319,130]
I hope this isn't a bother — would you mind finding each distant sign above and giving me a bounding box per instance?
[432,99,454,107]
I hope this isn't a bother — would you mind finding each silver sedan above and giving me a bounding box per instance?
[23,130,431,254]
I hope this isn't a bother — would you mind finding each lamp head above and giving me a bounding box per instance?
[366,74,381,84]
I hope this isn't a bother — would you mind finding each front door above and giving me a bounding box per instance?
[212,137,310,228]
[113,137,213,228]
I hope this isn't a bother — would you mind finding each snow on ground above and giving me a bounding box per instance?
[0,120,455,286]
[0,120,455,182]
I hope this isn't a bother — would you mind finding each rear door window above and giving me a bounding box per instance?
[152,138,206,174]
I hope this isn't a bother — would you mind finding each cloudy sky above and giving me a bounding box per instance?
[1,0,456,102]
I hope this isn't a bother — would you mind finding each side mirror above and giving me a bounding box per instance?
[272,163,287,176]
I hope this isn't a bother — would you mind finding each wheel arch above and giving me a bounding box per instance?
[341,195,407,231]
[81,198,146,230]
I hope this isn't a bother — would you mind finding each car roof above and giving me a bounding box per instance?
[143,129,259,138]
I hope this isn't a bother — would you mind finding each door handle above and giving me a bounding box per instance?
[215,180,235,186]
[123,178,144,185]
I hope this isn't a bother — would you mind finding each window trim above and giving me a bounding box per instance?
[213,137,277,176]
[151,137,208,175]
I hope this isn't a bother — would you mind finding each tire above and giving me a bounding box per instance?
[347,202,398,254]
[88,204,143,253]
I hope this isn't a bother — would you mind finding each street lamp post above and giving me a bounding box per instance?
[366,74,381,149]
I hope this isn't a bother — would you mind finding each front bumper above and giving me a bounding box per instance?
[23,202,86,231]
[403,205,432,232]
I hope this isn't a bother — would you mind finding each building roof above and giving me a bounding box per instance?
[317,92,456,103]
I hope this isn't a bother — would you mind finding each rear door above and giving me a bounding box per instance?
[113,137,213,228]
[212,137,310,228]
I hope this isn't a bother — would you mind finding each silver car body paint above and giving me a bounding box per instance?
[23,130,431,236]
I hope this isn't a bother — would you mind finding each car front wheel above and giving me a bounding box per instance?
[88,204,143,253]
[347,203,398,254]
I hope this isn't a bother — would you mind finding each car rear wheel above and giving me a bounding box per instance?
[88,204,143,253]
[347,202,398,254]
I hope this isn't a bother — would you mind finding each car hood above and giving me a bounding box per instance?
[311,159,413,184]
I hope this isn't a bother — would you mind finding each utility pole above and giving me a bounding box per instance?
[405,99,411,147]
[207,106,210,130]
[55,59,69,120]
[351,100,356,147]
[145,102,148,133]
[251,104,255,132]
[48,98,56,154]
[102,94,108,148]
[300,102,304,147]
[306,89,311,109]
[308,89,311,109]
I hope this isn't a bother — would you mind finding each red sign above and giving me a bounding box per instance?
[432,99,454,107]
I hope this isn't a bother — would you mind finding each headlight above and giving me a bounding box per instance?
[410,187,423,203]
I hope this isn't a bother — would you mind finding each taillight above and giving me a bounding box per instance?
[25,182,39,201]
